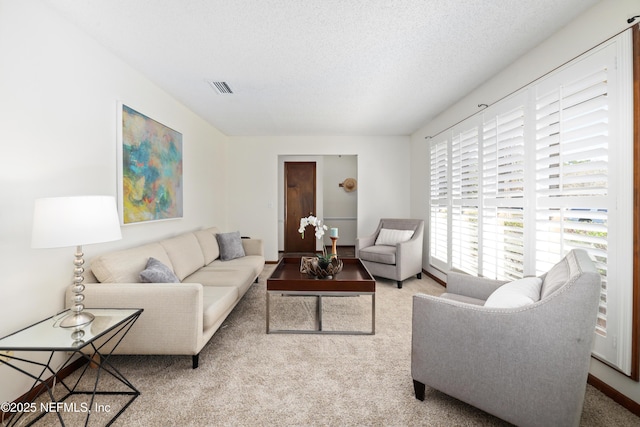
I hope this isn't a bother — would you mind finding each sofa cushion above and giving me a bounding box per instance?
[185,266,255,296]
[484,277,543,308]
[139,257,180,283]
[160,233,206,281]
[208,255,265,278]
[91,242,173,283]
[375,228,414,246]
[194,229,220,264]
[540,254,571,299]
[202,286,239,331]
[359,245,396,265]
[185,268,249,286]
[216,231,246,261]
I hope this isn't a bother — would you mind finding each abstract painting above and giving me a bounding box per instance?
[120,104,183,224]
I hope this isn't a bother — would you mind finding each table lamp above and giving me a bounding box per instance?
[32,195,122,328]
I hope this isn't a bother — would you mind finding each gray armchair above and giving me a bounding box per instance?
[411,249,601,427]
[355,218,424,288]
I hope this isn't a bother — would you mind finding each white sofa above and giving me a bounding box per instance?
[68,227,265,368]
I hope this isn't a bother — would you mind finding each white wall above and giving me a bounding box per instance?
[0,0,228,404]
[227,136,410,261]
[410,0,640,405]
[323,155,358,246]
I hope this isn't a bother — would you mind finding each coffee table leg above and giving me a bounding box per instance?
[317,296,323,331]
[266,292,271,334]
[371,294,376,334]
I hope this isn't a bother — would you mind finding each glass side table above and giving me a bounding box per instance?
[0,308,143,426]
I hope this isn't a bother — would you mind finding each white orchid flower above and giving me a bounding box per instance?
[299,215,330,241]
[298,217,308,235]
[298,215,335,262]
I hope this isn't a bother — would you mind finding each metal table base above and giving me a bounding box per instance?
[266,291,375,335]
[0,309,142,427]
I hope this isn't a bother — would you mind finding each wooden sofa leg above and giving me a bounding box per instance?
[397,281,403,289]
[192,354,199,369]
[413,380,426,401]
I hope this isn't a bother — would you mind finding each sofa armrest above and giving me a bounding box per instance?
[396,234,423,277]
[72,282,204,355]
[446,270,507,301]
[242,238,264,257]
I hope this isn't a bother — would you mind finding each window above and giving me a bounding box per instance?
[482,100,526,280]
[452,126,480,276]
[429,138,449,269]
[428,31,633,374]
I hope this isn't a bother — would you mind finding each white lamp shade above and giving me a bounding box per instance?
[32,196,122,248]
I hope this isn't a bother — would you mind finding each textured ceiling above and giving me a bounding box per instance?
[45,0,599,136]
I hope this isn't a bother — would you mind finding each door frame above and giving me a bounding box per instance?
[277,154,359,254]
[278,156,325,253]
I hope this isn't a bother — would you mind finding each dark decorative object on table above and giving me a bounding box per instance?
[298,214,343,278]
[300,256,343,279]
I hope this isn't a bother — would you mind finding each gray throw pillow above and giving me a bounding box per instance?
[540,256,569,298]
[216,231,246,261]
[139,257,180,283]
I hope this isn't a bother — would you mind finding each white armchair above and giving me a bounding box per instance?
[355,218,424,288]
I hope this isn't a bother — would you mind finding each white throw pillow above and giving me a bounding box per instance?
[484,277,543,308]
[375,228,414,246]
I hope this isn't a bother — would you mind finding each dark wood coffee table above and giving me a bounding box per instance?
[266,257,375,335]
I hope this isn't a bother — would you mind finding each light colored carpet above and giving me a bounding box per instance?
[24,264,640,426]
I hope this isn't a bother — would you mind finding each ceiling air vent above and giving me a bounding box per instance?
[207,80,233,94]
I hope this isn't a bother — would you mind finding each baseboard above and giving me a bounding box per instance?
[0,357,88,422]
[587,374,640,417]
[425,269,446,287]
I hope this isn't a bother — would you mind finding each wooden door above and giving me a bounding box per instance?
[284,162,316,254]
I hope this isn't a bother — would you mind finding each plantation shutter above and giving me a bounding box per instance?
[429,138,449,269]
[532,38,632,371]
[451,125,480,276]
[534,64,610,336]
[481,98,526,281]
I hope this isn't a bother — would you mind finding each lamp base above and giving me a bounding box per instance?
[60,245,94,329]
[59,311,95,329]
